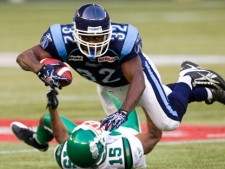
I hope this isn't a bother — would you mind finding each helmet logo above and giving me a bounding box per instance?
[67,121,107,167]
[89,139,99,160]
[88,26,102,32]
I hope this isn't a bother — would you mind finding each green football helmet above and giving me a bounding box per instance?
[66,121,107,168]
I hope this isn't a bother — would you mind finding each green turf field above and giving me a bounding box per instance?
[0,0,225,168]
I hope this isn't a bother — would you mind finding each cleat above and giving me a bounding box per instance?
[10,122,49,152]
[205,88,225,105]
[180,61,225,90]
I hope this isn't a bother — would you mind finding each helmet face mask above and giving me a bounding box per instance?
[72,4,112,59]
[66,121,107,168]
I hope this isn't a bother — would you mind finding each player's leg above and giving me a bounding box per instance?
[165,83,208,103]
[102,80,181,131]
[10,113,77,151]
[179,61,225,90]
[107,55,161,155]
[10,121,49,152]
[37,113,78,144]
[178,61,225,105]
[137,72,183,131]
[139,54,225,131]
[166,83,225,105]
[135,108,162,154]
[136,53,188,131]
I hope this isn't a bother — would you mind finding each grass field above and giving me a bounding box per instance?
[0,0,225,168]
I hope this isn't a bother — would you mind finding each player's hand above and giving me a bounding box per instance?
[37,63,70,89]
[46,88,58,109]
[100,109,128,132]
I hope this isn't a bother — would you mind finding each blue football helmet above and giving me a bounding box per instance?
[73,4,112,59]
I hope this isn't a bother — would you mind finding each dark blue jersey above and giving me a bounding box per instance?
[40,22,142,87]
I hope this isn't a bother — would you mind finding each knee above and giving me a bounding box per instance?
[149,127,162,142]
[140,129,162,154]
[157,119,180,131]
[39,114,47,127]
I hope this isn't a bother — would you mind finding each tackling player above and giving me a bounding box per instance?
[11,89,153,169]
[11,87,225,168]
[16,3,225,156]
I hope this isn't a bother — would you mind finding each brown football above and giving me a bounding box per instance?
[40,58,72,87]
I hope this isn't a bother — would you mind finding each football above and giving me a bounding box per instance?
[40,58,73,87]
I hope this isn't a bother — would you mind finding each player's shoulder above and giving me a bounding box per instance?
[109,22,140,58]
[54,141,78,169]
[48,23,73,32]
[111,22,139,33]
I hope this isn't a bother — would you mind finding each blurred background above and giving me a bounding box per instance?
[1,0,225,54]
[0,1,225,168]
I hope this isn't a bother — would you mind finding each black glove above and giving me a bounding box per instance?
[37,63,69,89]
[100,109,128,132]
[46,88,58,109]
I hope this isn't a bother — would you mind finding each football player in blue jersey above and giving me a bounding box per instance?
[16,3,225,155]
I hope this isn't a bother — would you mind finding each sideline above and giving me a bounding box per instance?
[1,53,225,67]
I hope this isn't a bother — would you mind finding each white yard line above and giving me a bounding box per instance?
[0,148,55,155]
[159,139,225,146]
[1,139,225,155]
[1,53,225,67]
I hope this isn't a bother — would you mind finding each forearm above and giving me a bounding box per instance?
[49,108,69,143]
[121,77,145,113]
[121,55,145,113]
[16,50,43,73]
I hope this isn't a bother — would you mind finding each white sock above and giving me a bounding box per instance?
[178,75,192,90]
[33,133,41,145]
[206,88,213,100]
